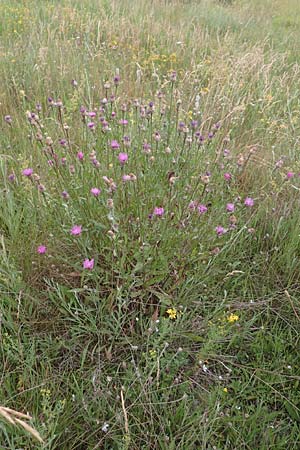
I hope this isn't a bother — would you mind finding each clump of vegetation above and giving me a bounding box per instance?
[0,0,300,448]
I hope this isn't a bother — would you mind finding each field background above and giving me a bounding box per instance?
[1,0,300,449]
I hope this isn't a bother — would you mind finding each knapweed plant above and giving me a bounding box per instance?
[1,0,300,448]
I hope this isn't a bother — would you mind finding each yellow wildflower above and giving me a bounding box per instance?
[166,308,177,319]
[227,313,239,323]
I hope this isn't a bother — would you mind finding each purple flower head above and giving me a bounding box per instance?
[118,153,128,165]
[224,172,232,181]
[90,187,101,197]
[37,245,47,254]
[80,105,86,115]
[178,121,185,131]
[153,207,164,217]
[190,120,198,129]
[170,71,177,82]
[113,75,120,85]
[226,203,235,213]
[83,258,94,270]
[88,111,96,118]
[111,140,120,150]
[189,200,198,210]
[87,122,95,129]
[122,174,131,182]
[62,190,69,199]
[208,132,214,139]
[38,184,45,192]
[198,204,208,214]
[275,159,284,169]
[8,173,15,182]
[244,197,254,207]
[119,119,128,126]
[48,97,54,105]
[4,115,12,124]
[286,171,294,179]
[22,168,33,177]
[223,149,230,156]
[123,135,131,147]
[59,138,67,146]
[36,103,42,112]
[143,142,151,154]
[77,151,84,161]
[71,79,78,87]
[71,225,82,236]
[215,226,226,236]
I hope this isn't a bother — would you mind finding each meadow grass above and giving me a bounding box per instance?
[0,0,300,448]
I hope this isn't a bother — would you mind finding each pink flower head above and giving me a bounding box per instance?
[62,190,69,199]
[122,174,131,182]
[77,151,84,161]
[226,203,235,212]
[87,122,95,129]
[90,187,101,197]
[22,168,33,177]
[215,226,226,236]
[153,207,164,216]
[286,171,294,179]
[244,197,254,207]
[71,225,82,236]
[83,258,94,270]
[198,204,208,214]
[189,201,198,210]
[224,172,231,181]
[111,140,120,150]
[37,245,47,254]
[118,152,128,164]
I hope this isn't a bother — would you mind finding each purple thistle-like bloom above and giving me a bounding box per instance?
[224,172,232,181]
[119,119,128,126]
[198,204,208,214]
[4,115,12,124]
[189,201,198,210]
[59,138,67,146]
[71,225,82,236]
[215,226,226,236]
[226,203,235,212]
[22,168,33,177]
[118,153,128,164]
[83,258,94,270]
[153,207,164,216]
[8,173,15,182]
[90,187,101,197]
[77,151,84,161]
[244,197,254,207]
[286,171,294,179]
[111,140,120,150]
[87,122,95,129]
[191,120,198,129]
[62,190,69,199]
[113,75,120,85]
[178,121,185,131]
[208,132,214,139]
[37,245,47,254]
[122,174,131,182]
